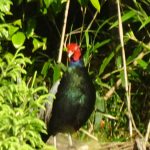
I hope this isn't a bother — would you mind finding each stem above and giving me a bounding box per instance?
[79,7,87,46]
[57,0,70,63]
[79,128,98,141]
[145,120,150,143]
[117,0,132,137]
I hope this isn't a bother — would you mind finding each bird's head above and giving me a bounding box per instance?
[66,43,81,62]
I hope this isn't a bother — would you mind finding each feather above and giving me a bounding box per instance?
[40,43,96,142]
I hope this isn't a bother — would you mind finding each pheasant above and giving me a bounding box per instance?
[40,43,96,143]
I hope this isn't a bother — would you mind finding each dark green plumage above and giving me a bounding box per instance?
[47,61,96,136]
[40,43,96,142]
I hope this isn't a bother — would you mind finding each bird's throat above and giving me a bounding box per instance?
[69,60,83,68]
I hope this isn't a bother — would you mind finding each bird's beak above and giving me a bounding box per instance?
[68,51,74,58]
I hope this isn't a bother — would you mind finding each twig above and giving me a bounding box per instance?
[57,0,70,63]
[103,79,121,101]
[102,50,150,80]
[99,141,134,150]
[100,1,148,140]
[79,7,87,45]
[86,11,99,31]
[79,128,98,141]
[117,0,133,137]
[145,120,150,143]
[135,137,146,150]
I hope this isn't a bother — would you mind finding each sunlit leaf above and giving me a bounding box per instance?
[90,0,100,12]
[8,25,19,36]
[137,59,148,70]
[32,38,47,52]
[41,59,51,78]
[44,0,54,8]
[12,32,26,48]
[53,63,62,83]
[139,16,150,30]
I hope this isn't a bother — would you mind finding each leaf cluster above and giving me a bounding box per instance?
[0,0,150,145]
[0,48,53,149]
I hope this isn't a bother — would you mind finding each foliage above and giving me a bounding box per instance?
[0,47,55,149]
[0,0,150,148]
[91,0,150,141]
[0,0,12,21]
[73,0,150,142]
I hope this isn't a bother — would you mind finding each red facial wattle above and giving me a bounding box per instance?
[67,43,81,62]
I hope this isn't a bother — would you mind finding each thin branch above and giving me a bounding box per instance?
[86,11,99,31]
[103,79,121,101]
[57,0,70,63]
[117,0,132,137]
[117,0,128,92]
[145,120,150,143]
[79,128,98,141]
[79,11,98,46]
[79,7,87,46]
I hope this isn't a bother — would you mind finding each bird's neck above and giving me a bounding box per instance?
[69,60,83,68]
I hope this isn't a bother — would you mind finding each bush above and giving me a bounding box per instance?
[0,47,53,149]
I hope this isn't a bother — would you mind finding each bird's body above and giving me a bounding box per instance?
[40,43,96,142]
[48,60,95,136]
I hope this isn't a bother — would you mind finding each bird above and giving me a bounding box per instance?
[40,43,96,143]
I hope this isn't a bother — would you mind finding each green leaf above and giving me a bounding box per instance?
[53,64,61,83]
[90,0,100,12]
[13,19,22,28]
[139,16,150,30]
[137,59,148,70]
[99,51,114,75]
[32,38,43,52]
[41,59,51,78]
[32,38,47,52]
[94,40,111,50]
[94,91,105,129]
[12,32,26,48]
[0,0,12,15]
[120,70,125,88]
[110,10,136,29]
[44,0,54,8]
[26,18,36,38]
[116,56,122,69]
[85,31,89,47]
[8,25,19,37]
